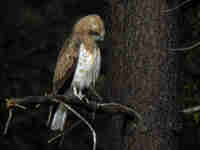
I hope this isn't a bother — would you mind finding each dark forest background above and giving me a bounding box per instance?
[0,1,112,150]
[1,0,200,150]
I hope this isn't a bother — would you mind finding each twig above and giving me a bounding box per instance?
[5,98,27,110]
[3,109,13,135]
[182,105,200,114]
[168,41,200,52]
[162,0,192,13]
[1,94,143,150]
[62,103,96,150]
[14,104,27,110]
[46,106,54,127]
[10,95,141,121]
[98,103,142,122]
[48,120,82,143]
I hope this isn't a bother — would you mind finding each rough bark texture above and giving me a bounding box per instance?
[106,0,182,150]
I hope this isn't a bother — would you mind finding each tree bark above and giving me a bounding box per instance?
[0,0,183,150]
[106,0,182,150]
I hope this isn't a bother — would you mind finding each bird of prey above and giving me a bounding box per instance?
[51,14,105,131]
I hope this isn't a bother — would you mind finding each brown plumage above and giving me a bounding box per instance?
[51,14,105,131]
[52,14,105,95]
[52,35,80,95]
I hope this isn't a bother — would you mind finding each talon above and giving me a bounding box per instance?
[78,92,85,100]
[73,87,85,100]
[83,97,89,103]
[89,86,103,101]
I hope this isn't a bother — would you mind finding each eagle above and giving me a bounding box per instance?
[50,14,105,131]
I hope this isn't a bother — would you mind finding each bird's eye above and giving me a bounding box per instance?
[89,31,99,36]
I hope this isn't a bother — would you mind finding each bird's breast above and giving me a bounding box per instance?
[72,43,101,89]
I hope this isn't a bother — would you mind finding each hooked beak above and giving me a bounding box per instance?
[94,34,104,41]
[98,35,104,41]
[98,32,105,41]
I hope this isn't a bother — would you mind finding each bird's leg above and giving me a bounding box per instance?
[87,86,102,121]
[89,86,103,102]
[73,86,85,100]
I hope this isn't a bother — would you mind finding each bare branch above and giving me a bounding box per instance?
[48,120,82,143]
[2,94,143,150]
[62,103,96,150]
[6,95,142,122]
[98,103,142,122]
[168,41,200,52]
[3,109,13,135]
[182,105,200,114]
[162,0,192,13]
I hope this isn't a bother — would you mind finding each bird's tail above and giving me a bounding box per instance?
[51,104,67,131]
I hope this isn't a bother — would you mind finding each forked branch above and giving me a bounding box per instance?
[2,94,142,150]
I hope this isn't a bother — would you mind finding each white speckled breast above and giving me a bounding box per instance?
[71,43,101,89]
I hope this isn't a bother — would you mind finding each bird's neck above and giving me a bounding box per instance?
[73,32,97,54]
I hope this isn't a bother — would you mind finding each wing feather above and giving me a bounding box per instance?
[52,35,80,94]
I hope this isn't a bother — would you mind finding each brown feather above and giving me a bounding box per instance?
[79,34,97,54]
[52,35,80,94]
[52,14,105,95]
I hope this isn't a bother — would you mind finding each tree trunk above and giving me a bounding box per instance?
[0,0,183,150]
[106,0,182,150]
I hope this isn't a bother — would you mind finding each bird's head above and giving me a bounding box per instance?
[73,14,105,42]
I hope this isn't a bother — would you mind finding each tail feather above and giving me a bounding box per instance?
[51,104,67,131]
